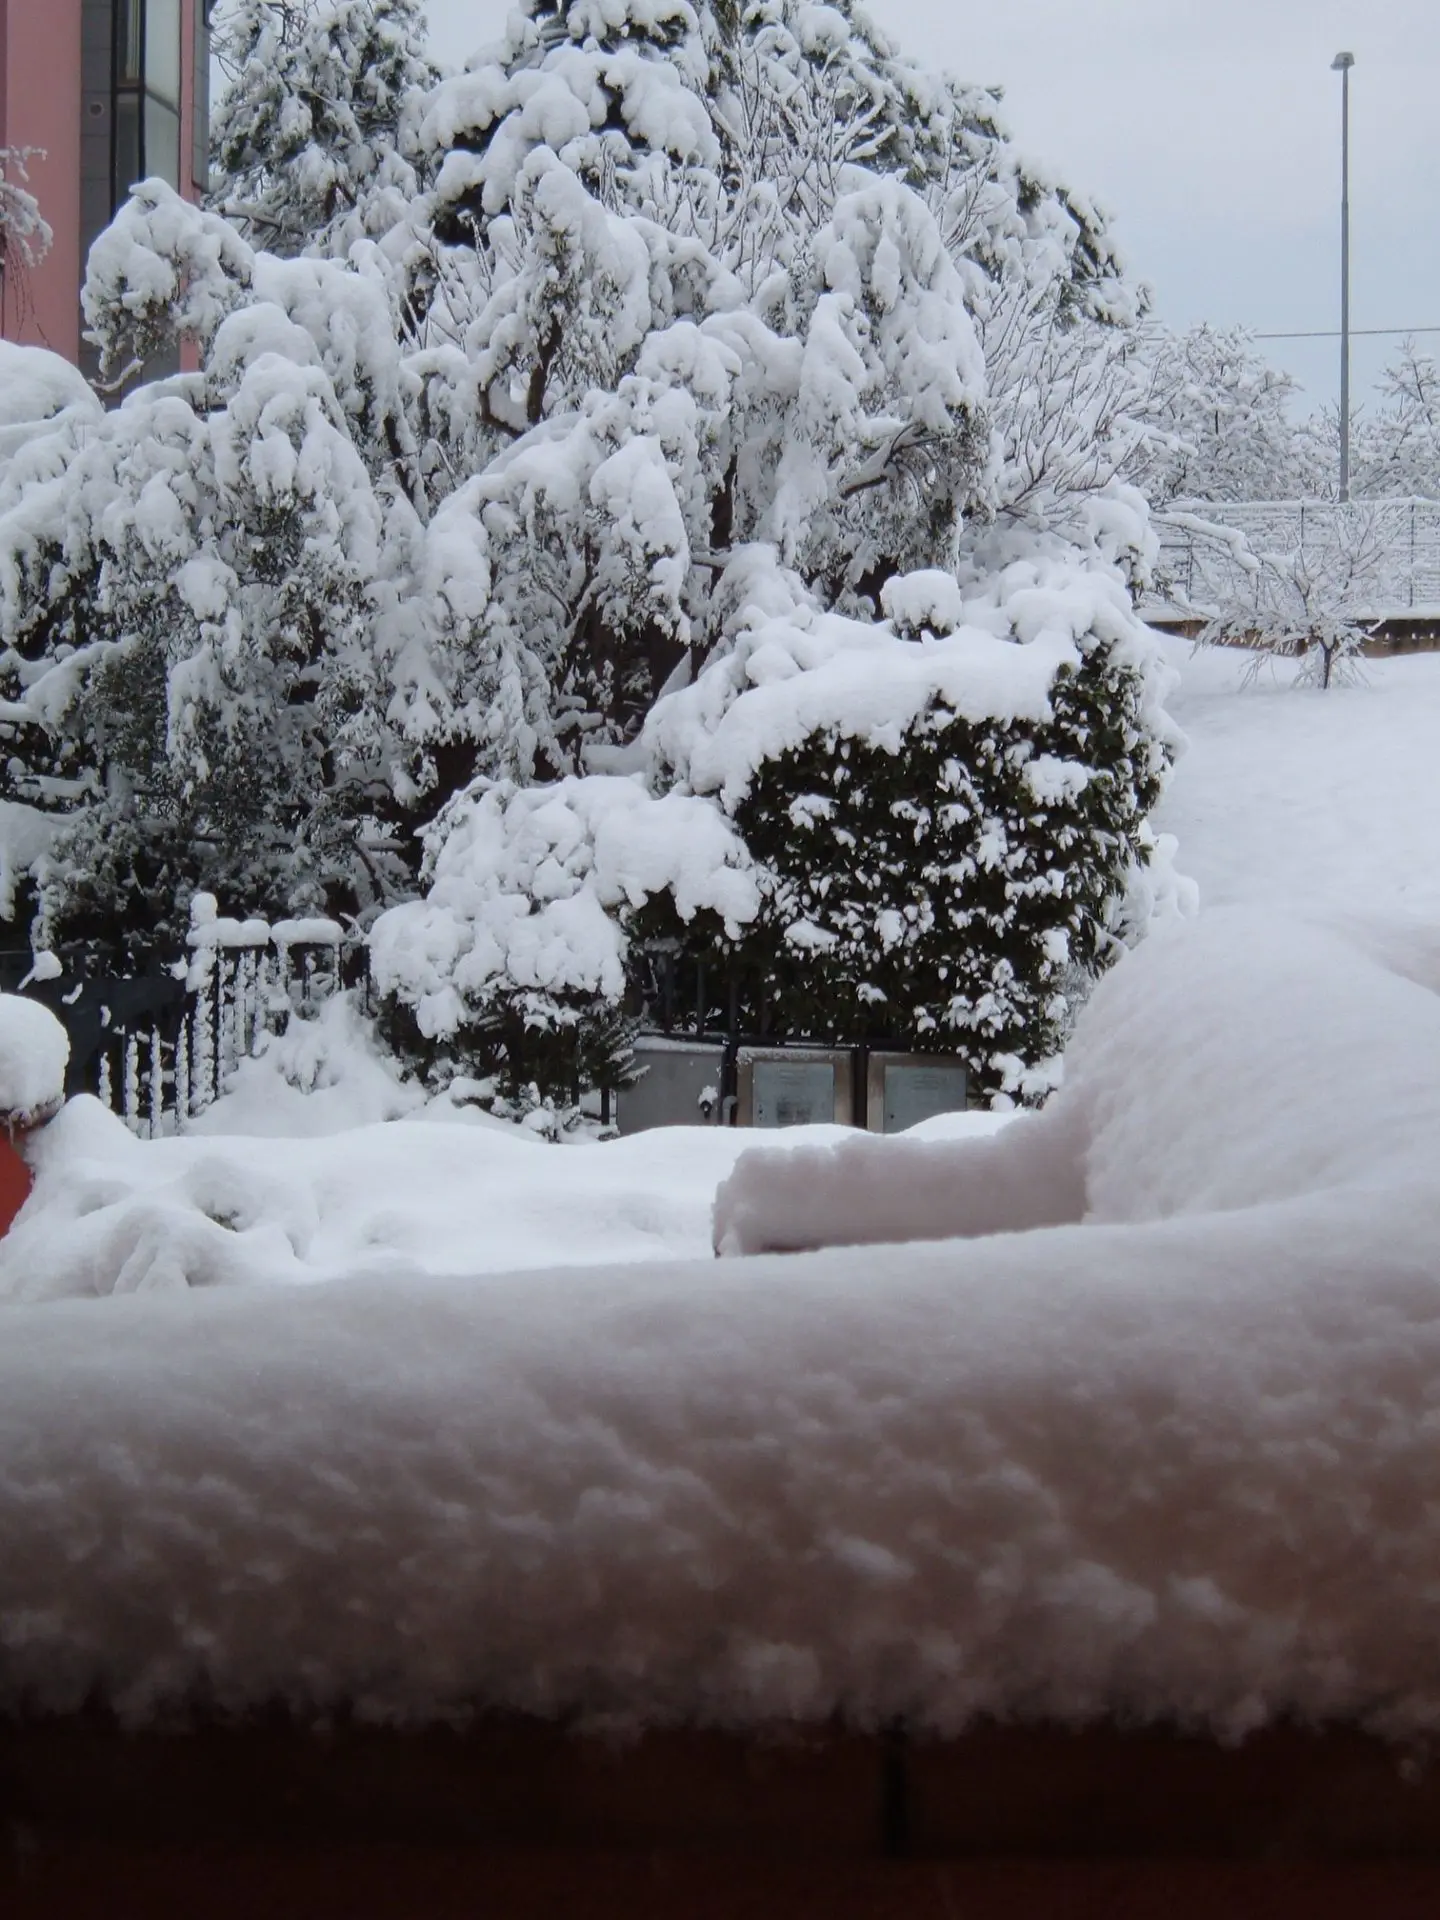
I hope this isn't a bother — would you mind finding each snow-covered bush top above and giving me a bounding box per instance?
[646,548,1174,810]
[0,342,102,459]
[0,993,68,1122]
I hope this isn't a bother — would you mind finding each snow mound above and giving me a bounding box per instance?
[0,1093,903,1300]
[714,907,1440,1255]
[1,914,1440,1736]
[0,993,69,1122]
[1153,640,1440,924]
[187,994,427,1138]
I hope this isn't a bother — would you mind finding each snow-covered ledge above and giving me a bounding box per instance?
[0,1198,1432,1735]
[2,911,1440,1743]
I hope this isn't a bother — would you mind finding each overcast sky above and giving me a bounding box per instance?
[420,0,1439,413]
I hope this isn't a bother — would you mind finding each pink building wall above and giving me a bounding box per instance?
[0,0,85,360]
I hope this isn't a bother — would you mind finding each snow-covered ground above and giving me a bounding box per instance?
[3,640,1440,1735]
[4,902,1440,1736]
[1153,636,1440,921]
[0,984,1007,1299]
[0,1080,1004,1300]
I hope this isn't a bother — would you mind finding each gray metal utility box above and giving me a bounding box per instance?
[736,1047,854,1129]
[866,1052,969,1134]
[616,1039,726,1135]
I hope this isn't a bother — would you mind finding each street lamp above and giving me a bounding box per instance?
[1332,51,1355,502]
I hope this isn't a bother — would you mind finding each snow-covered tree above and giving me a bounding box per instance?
[1200,503,1384,690]
[0,185,434,954]
[0,0,1184,1103]
[375,537,1179,1105]
[210,0,438,256]
[0,148,53,326]
[1138,323,1305,505]
[1355,339,1440,499]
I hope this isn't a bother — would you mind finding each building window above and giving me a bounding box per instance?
[113,0,183,194]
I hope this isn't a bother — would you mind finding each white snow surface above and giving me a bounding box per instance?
[4,907,1440,1735]
[0,989,1003,1296]
[0,342,102,461]
[0,992,68,1121]
[1152,637,1440,922]
[644,552,1171,809]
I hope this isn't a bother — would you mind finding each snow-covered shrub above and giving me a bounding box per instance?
[369,773,758,1101]
[645,552,1178,1101]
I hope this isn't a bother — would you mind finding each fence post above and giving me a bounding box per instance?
[147,1026,162,1140]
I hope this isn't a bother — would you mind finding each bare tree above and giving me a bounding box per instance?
[1200,504,1386,690]
[0,148,53,327]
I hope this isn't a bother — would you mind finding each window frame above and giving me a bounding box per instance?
[111,0,184,198]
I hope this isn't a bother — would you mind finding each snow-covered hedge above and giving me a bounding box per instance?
[649,550,1179,1099]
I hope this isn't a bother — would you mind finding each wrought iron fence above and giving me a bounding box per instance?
[2,917,366,1138]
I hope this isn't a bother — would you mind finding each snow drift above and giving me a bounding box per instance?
[712,905,1440,1254]
[2,908,1440,1737]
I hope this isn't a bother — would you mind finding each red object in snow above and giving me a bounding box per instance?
[0,1126,35,1237]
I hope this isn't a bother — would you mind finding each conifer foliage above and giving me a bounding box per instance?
[210,0,438,255]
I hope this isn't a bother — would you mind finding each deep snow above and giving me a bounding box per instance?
[1152,636,1440,921]
[3,907,1440,1737]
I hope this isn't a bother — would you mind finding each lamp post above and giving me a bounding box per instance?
[1332,51,1355,502]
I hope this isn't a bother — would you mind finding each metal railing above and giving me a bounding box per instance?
[3,921,365,1138]
[1154,497,1440,619]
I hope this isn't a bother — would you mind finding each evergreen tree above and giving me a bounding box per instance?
[210,0,438,256]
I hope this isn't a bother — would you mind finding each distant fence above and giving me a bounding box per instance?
[2,906,366,1138]
[1154,497,1440,620]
